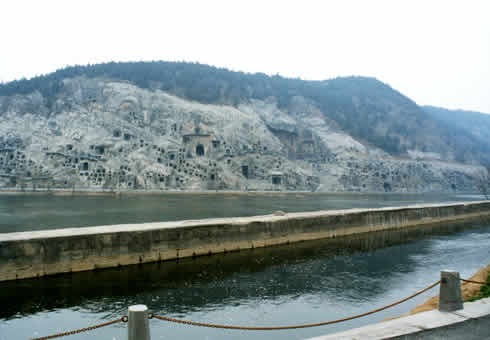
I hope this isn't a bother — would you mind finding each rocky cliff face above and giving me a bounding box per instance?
[0,76,487,192]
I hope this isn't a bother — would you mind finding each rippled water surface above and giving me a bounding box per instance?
[1,218,489,340]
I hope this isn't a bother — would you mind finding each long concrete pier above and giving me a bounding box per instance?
[1,201,489,282]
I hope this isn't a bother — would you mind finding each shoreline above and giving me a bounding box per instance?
[0,188,482,197]
[408,264,490,315]
[384,263,490,322]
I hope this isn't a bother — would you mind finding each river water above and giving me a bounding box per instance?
[0,193,489,340]
[0,192,484,233]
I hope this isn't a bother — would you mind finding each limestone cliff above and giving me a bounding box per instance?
[0,64,488,192]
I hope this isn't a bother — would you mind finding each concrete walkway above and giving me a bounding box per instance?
[306,297,490,340]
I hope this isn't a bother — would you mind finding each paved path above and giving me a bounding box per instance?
[307,297,490,340]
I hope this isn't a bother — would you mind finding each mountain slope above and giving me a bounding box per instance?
[423,105,490,159]
[0,62,488,192]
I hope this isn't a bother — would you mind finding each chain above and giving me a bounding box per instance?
[460,278,488,285]
[150,280,441,330]
[30,316,127,340]
[31,275,487,337]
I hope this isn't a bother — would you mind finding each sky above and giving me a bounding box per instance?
[1,0,489,113]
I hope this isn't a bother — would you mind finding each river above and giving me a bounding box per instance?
[0,193,488,339]
[0,192,483,233]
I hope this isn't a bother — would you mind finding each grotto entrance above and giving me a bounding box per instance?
[272,175,282,185]
[241,165,249,179]
[196,144,205,156]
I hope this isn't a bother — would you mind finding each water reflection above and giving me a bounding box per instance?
[1,219,486,320]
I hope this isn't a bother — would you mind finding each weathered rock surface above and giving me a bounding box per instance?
[0,76,487,192]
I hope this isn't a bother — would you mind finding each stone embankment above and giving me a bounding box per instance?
[0,201,489,282]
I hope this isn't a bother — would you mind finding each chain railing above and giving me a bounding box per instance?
[30,273,488,339]
[460,278,488,285]
[30,317,127,340]
[149,280,441,330]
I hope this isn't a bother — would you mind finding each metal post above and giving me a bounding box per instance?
[128,304,151,340]
[439,270,463,312]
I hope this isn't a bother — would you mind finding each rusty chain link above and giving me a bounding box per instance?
[150,280,441,330]
[460,278,488,285]
[30,316,127,340]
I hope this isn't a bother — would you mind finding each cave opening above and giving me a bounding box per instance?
[272,175,282,185]
[196,144,205,156]
[241,165,249,178]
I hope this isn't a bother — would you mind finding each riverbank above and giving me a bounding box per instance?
[383,264,490,323]
[0,188,485,197]
[312,265,490,340]
[0,188,350,197]
[408,264,490,315]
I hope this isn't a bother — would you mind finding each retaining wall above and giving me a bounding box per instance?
[1,201,489,282]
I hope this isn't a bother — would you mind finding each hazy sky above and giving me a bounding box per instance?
[1,0,489,113]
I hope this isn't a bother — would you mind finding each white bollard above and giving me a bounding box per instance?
[128,304,151,340]
[439,270,463,312]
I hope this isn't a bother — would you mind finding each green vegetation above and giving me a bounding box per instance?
[0,61,404,108]
[468,274,490,301]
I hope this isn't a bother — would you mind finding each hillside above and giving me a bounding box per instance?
[423,106,490,165]
[0,61,488,192]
